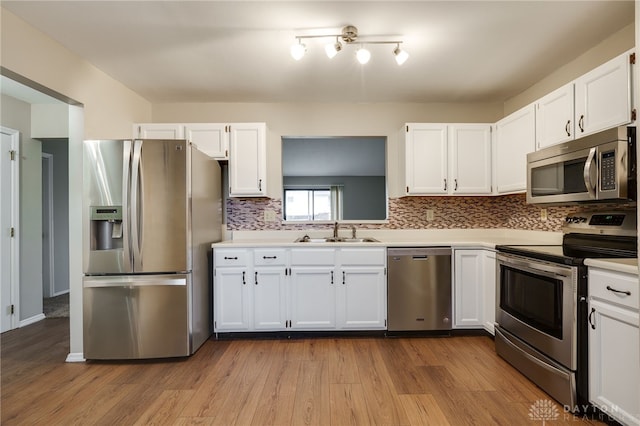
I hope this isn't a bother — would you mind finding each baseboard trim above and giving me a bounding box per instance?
[19,313,45,327]
[66,352,86,363]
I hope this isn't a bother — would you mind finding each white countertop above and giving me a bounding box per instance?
[212,228,562,250]
[584,258,639,275]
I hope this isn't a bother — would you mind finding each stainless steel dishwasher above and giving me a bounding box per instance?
[387,247,452,331]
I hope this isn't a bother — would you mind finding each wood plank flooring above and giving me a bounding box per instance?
[1,319,609,425]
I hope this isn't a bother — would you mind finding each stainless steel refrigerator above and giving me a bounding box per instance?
[82,139,221,359]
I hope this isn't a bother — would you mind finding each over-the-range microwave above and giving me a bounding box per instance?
[526,126,636,205]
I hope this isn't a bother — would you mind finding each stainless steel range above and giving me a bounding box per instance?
[495,211,637,411]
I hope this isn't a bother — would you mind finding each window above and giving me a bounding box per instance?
[284,186,343,221]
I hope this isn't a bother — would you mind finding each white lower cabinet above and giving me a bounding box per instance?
[453,249,496,333]
[289,266,336,329]
[213,249,252,331]
[253,267,288,330]
[214,246,387,332]
[588,268,640,426]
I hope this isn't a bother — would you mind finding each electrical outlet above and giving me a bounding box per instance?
[264,210,276,222]
[426,209,435,221]
[540,208,548,221]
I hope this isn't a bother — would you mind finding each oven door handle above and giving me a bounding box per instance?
[583,147,597,199]
[497,253,574,279]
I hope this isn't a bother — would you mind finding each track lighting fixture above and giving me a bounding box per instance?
[290,25,409,65]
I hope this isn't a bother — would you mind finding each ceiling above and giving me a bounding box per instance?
[1,1,634,104]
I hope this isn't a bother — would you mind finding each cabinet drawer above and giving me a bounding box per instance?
[214,249,250,267]
[254,249,287,266]
[589,268,638,310]
[340,248,386,266]
[290,248,336,265]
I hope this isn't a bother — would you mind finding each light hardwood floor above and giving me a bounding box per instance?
[1,319,609,425]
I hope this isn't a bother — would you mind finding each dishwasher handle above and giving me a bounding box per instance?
[387,247,452,258]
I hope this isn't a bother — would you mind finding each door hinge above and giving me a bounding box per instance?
[632,109,637,121]
[10,227,15,238]
[10,305,14,315]
[631,52,636,65]
[10,150,16,161]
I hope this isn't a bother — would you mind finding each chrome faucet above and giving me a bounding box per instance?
[333,221,339,239]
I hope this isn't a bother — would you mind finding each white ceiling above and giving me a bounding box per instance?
[1,1,634,104]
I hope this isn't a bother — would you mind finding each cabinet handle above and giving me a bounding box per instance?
[224,256,238,260]
[342,271,346,285]
[406,186,409,193]
[255,271,258,285]
[330,271,334,285]
[454,179,458,191]
[258,179,262,191]
[242,271,246,285]
[444,179,447,191]
[263,256,277,259]
[589,307,596,330]
[606,285,631,296]
[565,120,571,137]
[578,115,584,133]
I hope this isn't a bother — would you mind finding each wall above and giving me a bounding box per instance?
[0,94,42,321]
[1,8,152,137]
[504,23,634,115]
[41,139,69,295]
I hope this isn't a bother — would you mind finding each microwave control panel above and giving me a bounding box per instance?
[600,150,616,191]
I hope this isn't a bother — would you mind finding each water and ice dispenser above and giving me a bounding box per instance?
[90,206,123,251]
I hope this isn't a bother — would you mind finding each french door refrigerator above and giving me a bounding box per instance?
[82,139,221,359]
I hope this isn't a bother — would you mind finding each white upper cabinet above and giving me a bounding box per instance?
[134,123,184,139]
[574,50,633,138]
[404,123,448,195]
[495,104,536,194]
[228,123,267,197]
[184,123,228,160]
[449,124,492,194]
[535,83,575,149]
[403,123,492,195]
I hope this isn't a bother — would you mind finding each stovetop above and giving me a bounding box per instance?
[496,210,637,265]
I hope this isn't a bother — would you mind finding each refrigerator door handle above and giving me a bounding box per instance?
[83,275,187,288]
[131,140,143,270]
[122,140,133,271]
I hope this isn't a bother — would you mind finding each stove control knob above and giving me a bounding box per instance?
[580,217,588,223]
[565,217,572,223]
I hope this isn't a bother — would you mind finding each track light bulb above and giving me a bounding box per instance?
[290,40,306,61]
[325,40,342,59]
[393,45,409,65]
[356,47,371,64]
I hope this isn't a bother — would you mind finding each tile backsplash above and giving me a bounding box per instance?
[225,194,616,232]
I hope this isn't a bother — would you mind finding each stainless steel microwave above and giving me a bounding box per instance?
[527,126,636,205]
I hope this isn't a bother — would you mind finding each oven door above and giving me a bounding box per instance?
[496,253,577,370]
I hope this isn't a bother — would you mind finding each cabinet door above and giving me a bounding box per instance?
[482,250,496,335]
[495,105,536,194]
[536,83,574,149]
[214,267,250,331]
[454,250,484,328]
[575,51,632,138]
[229,123,267,197]
[134,123,184,139]
[588,299,640,426]
[405,124,448,194]
[338,267,386,330]
[450,124,492,194]
[289,267,336,329]
[253,267,287,330]
[185,123,228,159]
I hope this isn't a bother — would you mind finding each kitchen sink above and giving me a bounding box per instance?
[294,236,379,243]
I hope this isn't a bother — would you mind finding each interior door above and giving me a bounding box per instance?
[133,139,188,273]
